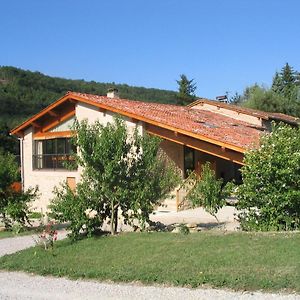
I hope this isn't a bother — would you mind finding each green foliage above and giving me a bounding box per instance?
[178,223,190,235]
[239,63,300,117]
[50,117,180,239]
[237,123,300,231]
[0,66,178,130]
[176,74,197,105]
[187,163,232,221]
[0,122,19,155]
[0,151,38,228]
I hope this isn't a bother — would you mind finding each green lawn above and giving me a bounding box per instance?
[0,231,299,293]
[0,228,39,239]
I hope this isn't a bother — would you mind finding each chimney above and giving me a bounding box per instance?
[107,88,119,99]
[216,95,228,103]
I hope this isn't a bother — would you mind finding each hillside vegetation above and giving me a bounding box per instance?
[0,66,178,129]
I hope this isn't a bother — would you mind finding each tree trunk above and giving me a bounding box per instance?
[114,207,118,233]
[111,200,115,235]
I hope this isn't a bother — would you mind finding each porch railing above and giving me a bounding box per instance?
[32,154,76,170]
[176,172,196,211]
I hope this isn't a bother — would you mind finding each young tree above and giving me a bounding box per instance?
[0,151,38,228]
[176,74,197,105]
[187,163,232,222]
[50,117,180,238]
[237,123,300,231]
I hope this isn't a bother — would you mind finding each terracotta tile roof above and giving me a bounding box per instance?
[188,98,300,125]
[69,92,263,150]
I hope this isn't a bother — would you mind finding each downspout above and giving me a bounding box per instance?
[18,137,24,191]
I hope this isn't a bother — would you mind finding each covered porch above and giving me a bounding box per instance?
[145,123,244,211]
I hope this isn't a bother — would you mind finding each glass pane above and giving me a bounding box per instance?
[57,139,66,154]
[184,146,195,178]
[44,139,55,154]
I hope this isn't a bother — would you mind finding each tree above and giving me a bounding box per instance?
[271,72,284,94]
[239,63,300,117]
[50,117,180,238]
[187,163,232,222]
[0,122,19,154]
[279,63,298,99]
[176,74,197,105]
[0,151,38,228]
[237,123,300,231]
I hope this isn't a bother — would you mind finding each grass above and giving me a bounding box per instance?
[0,231,299,293]
[0,227,40,239]
[0,222,67,239]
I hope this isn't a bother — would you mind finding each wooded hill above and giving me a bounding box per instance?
[0,66,178,129]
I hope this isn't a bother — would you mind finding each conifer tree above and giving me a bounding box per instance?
[176,74,197,105]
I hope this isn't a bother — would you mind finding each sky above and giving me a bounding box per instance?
[1,0,300,99]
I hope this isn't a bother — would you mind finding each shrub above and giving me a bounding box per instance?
[237,123,300,231]
[187,162,233,222]
[0,151,38,228]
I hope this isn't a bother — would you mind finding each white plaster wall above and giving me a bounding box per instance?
[22,127,80,213]
[192,103,262,126]
[76,102,143,134]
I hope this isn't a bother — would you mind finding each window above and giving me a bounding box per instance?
[184,146,195,178]
[33,138,76,170]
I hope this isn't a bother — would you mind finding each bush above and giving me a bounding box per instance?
[0,151,38,228]
[237,123,300,231]
[187,162,233,221]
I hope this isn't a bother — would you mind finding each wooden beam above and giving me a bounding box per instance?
[48,110,59,117]
[42,110,75,133]
[146,124,245,165]
[34,131,73,139]
[31,121,41,128]
[99,107,106,113]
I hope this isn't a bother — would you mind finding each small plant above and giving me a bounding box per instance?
[33,222,57,250]
[178,223,190,235]
[187,162,233,222]
[11,222,24,235]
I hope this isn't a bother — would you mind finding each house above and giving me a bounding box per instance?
[11,90,299,212]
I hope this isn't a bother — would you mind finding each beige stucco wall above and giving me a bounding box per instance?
[23,102,144,212]
[160,140,184,177]
[192,103,263,126]
[22,127,80,213]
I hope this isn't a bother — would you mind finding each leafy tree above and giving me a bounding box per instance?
[176,74,197,105]
[237,123,300,231]
[0,122,19,154]
[0,151,38,228]
[239,63,300,117]
[187,163,232,222]
[229,92,243,105]
[50,117,180,238]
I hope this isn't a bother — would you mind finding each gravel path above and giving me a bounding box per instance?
[0,271,299,300]
[0,230,68,257]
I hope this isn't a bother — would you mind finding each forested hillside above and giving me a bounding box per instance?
[0,66,178,129]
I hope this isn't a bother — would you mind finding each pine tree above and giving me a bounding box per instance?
[176,74,197,105]
[271,72,284,94]
[280,63,297,98]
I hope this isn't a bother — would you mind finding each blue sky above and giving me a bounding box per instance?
[1,0,299,99]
